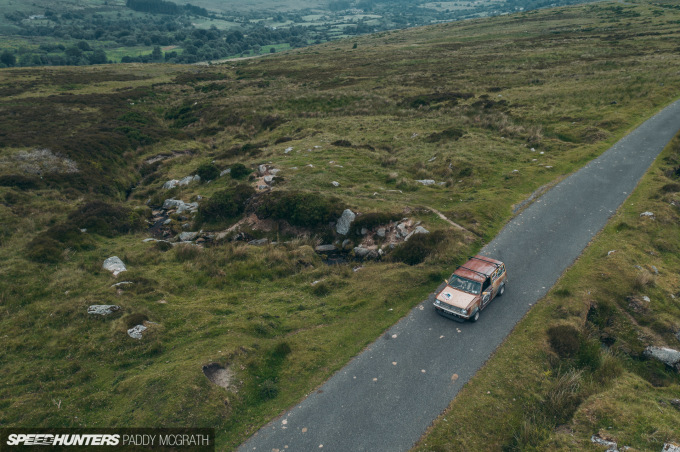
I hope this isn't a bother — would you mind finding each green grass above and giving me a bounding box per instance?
[2,0,680,450]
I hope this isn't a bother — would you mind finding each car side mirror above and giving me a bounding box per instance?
[444,279,449,284]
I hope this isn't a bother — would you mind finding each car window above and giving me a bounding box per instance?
[482,278,490,291]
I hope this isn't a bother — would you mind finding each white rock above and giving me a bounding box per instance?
[644,346,680,371]
[163,179,179,190]
[590,435,617,450]
[377,228,386,238]
[608,250,616,256]
[193,174,201,182]
[220,168,231,177]
[663,443,680,452]
[331,181,340,187]
[336,209,356,235]
[127,324,147,340]
[264,175,276,185]
[640,211,655,217]
[103,256,127,276]
[111,281,133,288]
[416,179,436,185]
[284,147,293,153]
[258,164,268,175]
[88,305,120,316]
[642,295,651,302]
[178,175,194,186]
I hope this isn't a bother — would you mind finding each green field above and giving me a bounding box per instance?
[1,0,679,450]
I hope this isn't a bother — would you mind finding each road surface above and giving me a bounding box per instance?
[238,98,680,452]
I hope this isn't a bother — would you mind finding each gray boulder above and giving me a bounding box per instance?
[405,226,430,242]
[163,198,183,210]
[88,305,120,316]
[315,244,336,252]
[176,202,198,215]
[663,444,680,452]
[258,164,268,175]
[220,168,231,177]
[396,222,409,238]
[644,346,680,371]
[264,175,276,185]
[178,231,199,242]
[336,209,356,235]
[103,256,127,276]
[377,228,386,238]
[354,246,379,260]
[127,324,147,340]
[331,181,340,187]
[640,211,655,218]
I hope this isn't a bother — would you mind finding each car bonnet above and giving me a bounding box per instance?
[436,286,477,309]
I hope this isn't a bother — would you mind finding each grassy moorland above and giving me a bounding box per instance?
[415,134,680,452]
[1,0,680,449]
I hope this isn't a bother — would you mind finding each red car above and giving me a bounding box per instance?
[433,255,507,322]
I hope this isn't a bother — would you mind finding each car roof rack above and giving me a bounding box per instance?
[469,256,501,267]
[458,265,488,279]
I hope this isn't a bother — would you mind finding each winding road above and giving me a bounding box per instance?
[238,98,680,452]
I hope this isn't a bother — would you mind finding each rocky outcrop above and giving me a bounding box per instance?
[103,256,126,276]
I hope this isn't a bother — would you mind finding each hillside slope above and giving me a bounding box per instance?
[1,1,680,449]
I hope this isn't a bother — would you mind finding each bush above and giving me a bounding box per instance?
[332,139,352,147]
[547,324,581,358]
[0,174,43,190]
[389,230,447,265]
[123,313,148,329]
[68,201,145,237]
[26,236,63,263]
[257,191,342,228]
[196,162,220,181]
[230,163,251,179]
[44,223,94,251]
[198,184,255,223]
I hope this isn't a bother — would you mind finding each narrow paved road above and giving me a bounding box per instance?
[238,99,680,452]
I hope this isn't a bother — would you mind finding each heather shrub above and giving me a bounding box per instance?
[196,162,220,181]
[389,230,447,265]
[198,184,255,223]
[257,191,342,228]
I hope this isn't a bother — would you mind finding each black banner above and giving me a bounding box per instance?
[0,429,214,452]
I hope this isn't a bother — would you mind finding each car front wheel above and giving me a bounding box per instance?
[498,284,505,296]
[470,310,480,322]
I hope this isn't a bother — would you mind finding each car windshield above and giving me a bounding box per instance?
[449,275,481,294]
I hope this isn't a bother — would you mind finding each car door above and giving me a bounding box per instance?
[481,277,492,308]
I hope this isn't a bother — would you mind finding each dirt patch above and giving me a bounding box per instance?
[202,363,236,391]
